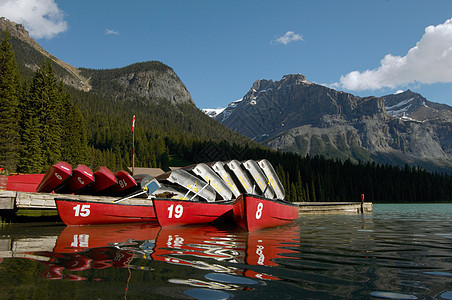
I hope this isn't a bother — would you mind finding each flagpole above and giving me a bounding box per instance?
[132,115,135,176]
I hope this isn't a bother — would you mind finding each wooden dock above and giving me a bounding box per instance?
[0,190,57,210]
[295,201,373,214]
[1,191,372,218]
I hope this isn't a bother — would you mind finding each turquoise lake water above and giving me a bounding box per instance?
[0,203,451,299]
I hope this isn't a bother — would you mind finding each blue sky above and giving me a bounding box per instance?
[2,0,452,109]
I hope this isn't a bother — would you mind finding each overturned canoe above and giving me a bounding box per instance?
[257,159,285,199]
[226,160,254,194]
[107,170,139,196]
[89,166,117,194]
[211,161,241,198]
[189,163,233,200]
[55,164,94,194]
[157,169,217,202]
[243,160,275,198]
[37,161,72,193]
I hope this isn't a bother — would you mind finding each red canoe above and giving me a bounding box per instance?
[55,164,94,194]
[88,166,117,193]
[107,170,139,196]
[6,174,45,193]
[55,197,157,225]
[232,194,299,232]
[152,198,234,227]
[36,161,72,193]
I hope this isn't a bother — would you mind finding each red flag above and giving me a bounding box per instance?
[132,115,135,132]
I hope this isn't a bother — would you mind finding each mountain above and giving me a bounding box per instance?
[80,62,194,105]
[383,89,452,122]
[0,17,91,91]
[210,74,452,172]
[1,17,258,170]
[0,17,194,107]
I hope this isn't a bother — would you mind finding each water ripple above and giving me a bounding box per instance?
[370,291,418,299]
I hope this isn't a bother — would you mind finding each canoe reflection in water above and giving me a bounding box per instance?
[25,223,160,281]
[19,223,300,295]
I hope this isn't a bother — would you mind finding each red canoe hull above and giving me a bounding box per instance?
[56,164,94,194]
[233,194,299,232]
[152,198,233,227]
[107,170,138,196]
[55,198,157,226]
[37,161,72,193]
[89,166,117,193]
[6,174,45,193]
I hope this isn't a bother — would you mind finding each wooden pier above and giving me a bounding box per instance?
[0,191,57,210]
[295,201,373,214]
[1,190,372,218]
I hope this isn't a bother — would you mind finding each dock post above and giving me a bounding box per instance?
[360,194,365,213]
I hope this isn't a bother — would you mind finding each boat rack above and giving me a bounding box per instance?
[154,159,285,202]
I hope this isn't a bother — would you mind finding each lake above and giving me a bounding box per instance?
[0,204,451,299]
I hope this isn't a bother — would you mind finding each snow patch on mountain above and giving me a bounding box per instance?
[202,108,225,118]
[386,97,414,118]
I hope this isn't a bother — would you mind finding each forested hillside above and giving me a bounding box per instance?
[1,29,451,203]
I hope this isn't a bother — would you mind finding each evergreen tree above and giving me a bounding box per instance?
[19,59,63,172]
[60,82,89,165]
[0,29,21,172]
[17,117,43,173]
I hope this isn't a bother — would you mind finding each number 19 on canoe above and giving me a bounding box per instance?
[168,204,183,218]
[73,204,91,217]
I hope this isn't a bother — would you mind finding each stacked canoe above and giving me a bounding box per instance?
[33,161,141,197]
[151,159,285,202]
[19,159,284,202]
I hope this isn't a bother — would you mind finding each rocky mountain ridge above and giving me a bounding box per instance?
[0,17,91,91]
[80,62,194,105]
[383,89,452,123]
[0,17,193,106]
[209,74,452,171]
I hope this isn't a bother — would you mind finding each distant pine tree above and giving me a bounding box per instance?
[0,30,21,172]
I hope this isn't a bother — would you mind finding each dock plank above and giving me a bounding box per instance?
[16,192,57,209]
[0,191,15,209]
[296,202,373,213]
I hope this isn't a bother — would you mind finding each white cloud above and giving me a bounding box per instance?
[273,31,304,45]
[105,28,119,35]
[335,18,452,91]
[0,0,67,39]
